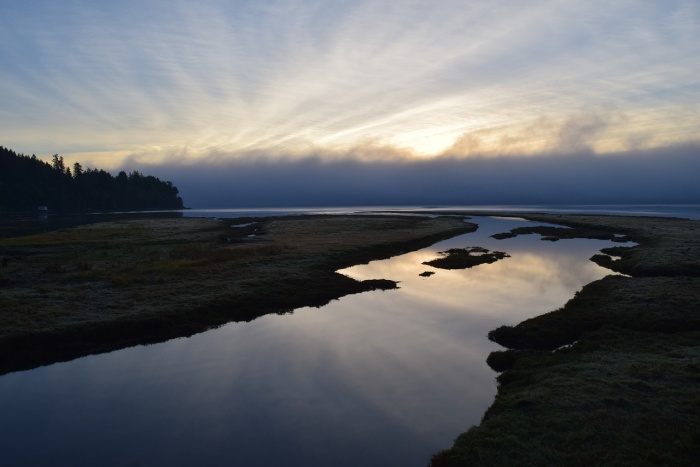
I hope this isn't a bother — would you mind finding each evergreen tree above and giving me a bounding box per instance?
[0,146,185,211]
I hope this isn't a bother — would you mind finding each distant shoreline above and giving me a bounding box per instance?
[0,209,187,239]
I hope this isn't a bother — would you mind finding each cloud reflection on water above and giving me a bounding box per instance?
[0,216,625,467]
[340,218,619,323]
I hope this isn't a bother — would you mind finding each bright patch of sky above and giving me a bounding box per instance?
[1,0,698,168]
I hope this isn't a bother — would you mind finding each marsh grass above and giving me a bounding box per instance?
[431,213,700,466]
[0,214,474,375]
[433,327,700,467]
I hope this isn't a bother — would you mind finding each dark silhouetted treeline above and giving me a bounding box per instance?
[0,146,184,211]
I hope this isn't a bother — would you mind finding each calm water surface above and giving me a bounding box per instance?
[2,203,698,239]
[178,203,700,220]
[0,216,625,466]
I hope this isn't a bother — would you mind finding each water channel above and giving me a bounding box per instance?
[0,216,625,466]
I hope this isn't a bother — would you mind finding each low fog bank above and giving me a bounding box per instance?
[129,145,700,208]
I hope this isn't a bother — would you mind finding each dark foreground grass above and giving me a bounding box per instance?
[430,213,700,467]
[434,328,700,466]
[0,214,475,375]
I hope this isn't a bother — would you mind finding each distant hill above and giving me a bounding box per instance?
[0,146,184,211]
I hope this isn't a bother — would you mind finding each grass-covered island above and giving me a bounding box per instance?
[0,214,474,375]
[423,246,510,270]
[430,213,700,466]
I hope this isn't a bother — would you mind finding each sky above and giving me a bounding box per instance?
[1,1,699,206]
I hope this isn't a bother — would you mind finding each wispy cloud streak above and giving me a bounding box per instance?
[0,0,698,163]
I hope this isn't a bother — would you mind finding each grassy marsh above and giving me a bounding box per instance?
[0,214,474,375]
[430,213,700,466]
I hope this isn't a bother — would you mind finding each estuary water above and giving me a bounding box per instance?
[2,203,698,239]
[178,203,700,220]
[0,216,625,466]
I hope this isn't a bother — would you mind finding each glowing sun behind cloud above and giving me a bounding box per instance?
[0,1,698,169]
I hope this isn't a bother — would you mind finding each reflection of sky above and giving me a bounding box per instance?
[1,1,698,166]
[341,218,618,322]
[0,217,623,466]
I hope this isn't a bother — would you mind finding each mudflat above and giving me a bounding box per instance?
[0,214,474,375]
[431,213,700,466]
